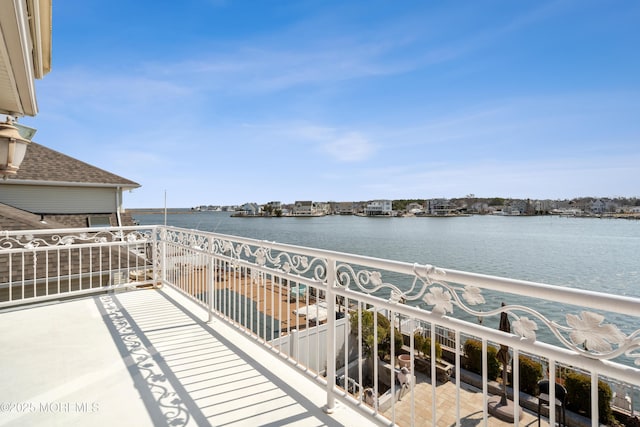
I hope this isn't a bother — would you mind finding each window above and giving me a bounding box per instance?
[88,215,112,228]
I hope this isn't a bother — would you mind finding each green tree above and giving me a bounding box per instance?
[350,310,403,360]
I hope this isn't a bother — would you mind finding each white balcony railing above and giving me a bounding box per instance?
[2,225,639,426]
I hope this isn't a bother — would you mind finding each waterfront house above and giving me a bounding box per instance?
[405,202,424,215]
[426,198,455,216]
[590,198,619,215]
[316,201,331,215]
[336,201,356,215]
[265,200,282,213]
[364,199,393,216]
[590,199,606,215]
[508,199,526,215]
[293,200,322,216]
[237,202,261,216]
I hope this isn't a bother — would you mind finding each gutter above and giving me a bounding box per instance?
[3,178,140,189]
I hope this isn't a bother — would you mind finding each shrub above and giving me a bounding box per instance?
[564,371,613,424]
[414,332,425,356]
[463,339,500,380]
[518,356,543,395]
[412,332,442,359]
[422,337,443,360]
[350,310,403,360]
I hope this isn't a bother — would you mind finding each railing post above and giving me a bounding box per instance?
[591,373,599,427]
[150,226,164,288]
[207,254,214,323]
[324,256,337,414]
[151,226,167,286]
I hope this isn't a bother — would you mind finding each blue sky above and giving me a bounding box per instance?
[19,1,640,208]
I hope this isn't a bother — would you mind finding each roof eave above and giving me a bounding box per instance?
[3,179,141,190]
[0,0,52,117]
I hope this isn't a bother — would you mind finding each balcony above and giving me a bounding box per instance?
[1,225,639,426]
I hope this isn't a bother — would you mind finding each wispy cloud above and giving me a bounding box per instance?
[321,132,375,162]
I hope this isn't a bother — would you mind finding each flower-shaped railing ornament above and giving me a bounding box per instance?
[498,306,640,365]
[334,260,640,364]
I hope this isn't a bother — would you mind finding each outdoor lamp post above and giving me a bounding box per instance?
[0,117,31,178]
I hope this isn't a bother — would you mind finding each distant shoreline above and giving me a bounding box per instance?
[128,209,640,220]
[128,209,197,215]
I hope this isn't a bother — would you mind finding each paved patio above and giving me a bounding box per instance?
[382,372,542,426]
[0,286,379,427]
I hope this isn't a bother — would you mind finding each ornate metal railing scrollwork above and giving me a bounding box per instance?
[332,258,640,365]
[0,229,152,251]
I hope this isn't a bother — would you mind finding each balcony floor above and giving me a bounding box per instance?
[0,286,379,427]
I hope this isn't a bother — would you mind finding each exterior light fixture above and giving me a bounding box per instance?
[0,117,31,178]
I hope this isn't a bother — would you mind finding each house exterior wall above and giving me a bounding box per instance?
[293,201,316,216]
[336,202,355,215]
[365,200,392,216]
[427,199,454,215]
[0,184,118,214]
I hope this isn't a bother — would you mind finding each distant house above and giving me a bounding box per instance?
[365,200,392,216]
[266,201,281,211]
[427,199,454,216]
[501,199,530,216]
[335,202,356,215]
[590,198,618,214]
[0,142,140,230]
[590,199,606,214]
[406,202,424,214]
[262,201,282,216]
[293,201,322,216]
[316,202,330,215]
[237,203,260,216]
[470,202,489,214]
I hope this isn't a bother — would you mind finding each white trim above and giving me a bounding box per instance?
[4,178,139,189]
[12,0,38,116]
[27,0,43,78]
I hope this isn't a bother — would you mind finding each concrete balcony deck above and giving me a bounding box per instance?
[0,286,379,427]
[0,286,550,427]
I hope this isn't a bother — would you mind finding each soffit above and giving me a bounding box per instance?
[0,0,52,117]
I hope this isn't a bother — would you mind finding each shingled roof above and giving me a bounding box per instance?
[7,142,140,188]
[0,203,67,230]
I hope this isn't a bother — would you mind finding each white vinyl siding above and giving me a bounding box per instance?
[0,185,116,213]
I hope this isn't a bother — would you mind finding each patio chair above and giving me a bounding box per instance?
[537,380,568,427]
